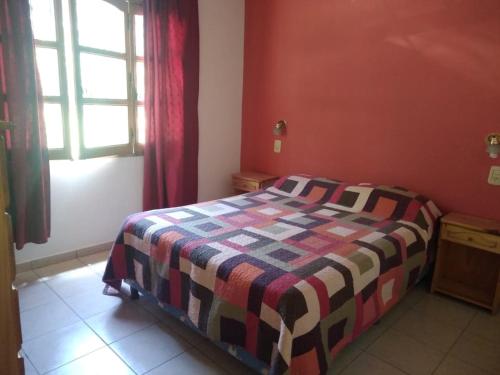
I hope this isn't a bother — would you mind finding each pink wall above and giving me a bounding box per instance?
[241,0,500,221]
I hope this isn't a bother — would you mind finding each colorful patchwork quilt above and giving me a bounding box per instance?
[103,175,441,374]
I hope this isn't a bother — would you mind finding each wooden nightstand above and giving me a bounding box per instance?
[232,172,278,193]
[431,213,500,314]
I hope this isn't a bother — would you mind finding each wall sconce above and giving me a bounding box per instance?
[273,120,287,136]
[485,133,500,158]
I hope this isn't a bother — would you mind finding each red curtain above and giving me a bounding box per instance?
[143,0,199,210]
[0,0,50,249]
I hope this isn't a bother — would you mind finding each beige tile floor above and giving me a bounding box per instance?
[17,252,500,374]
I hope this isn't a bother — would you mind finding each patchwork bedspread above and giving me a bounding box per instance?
[103,175,441,374]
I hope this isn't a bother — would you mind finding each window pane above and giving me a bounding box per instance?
[137,105,145,144]
[36,47,60,96]
[80,53,127,99]
[76,0,125,53]
[136,61,144,101]
[134,15,144,57]
[43,102,64,149]
[83,105,129,148]
[30,0,57,42]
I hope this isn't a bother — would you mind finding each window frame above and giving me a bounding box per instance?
[130,1,144,154]
[69,0,143,159]
[33,0,72,160]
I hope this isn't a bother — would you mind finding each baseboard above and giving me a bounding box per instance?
[16,241,113,274]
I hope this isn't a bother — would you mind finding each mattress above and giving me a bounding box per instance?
[103,175,441,374]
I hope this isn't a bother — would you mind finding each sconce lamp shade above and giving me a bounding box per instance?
[485,133,500,158]
[273,120,287,136]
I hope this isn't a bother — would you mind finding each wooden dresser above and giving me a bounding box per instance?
[431,213,500,314]
[0,121,24,374]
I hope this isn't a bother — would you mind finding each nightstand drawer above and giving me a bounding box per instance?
[232,177,260,192]
[441,224,500,253]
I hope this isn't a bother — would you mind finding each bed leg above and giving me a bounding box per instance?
[130,286,140,300]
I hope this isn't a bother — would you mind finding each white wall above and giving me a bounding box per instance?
[16,157,144,264]
[16,0,245,264]
[198,0,244,201]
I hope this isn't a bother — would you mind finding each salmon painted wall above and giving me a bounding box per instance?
[241,0,500,221]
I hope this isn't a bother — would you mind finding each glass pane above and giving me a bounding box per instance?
[43,102,64,149]
[76,0,125,53]
[36,47,60,96]
[83,105,129,148]
[30,0,57,42]
[134,15,144,57]
[136,61,144,101]
[80,53,127,99]
[137,105,145,144]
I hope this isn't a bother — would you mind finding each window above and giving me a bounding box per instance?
[30,0,144,159]
[31,0,71,159]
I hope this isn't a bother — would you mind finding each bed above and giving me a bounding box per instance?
[103,175,441,374]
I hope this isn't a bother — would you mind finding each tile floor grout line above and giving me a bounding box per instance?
[336,349,364,375]
[337,301,414,375]
[25,260,144,374]
[441,314,498,375]
[22,349,41,375]
[134,299,204,351]
[20,259,247,374]
[457,312,500,347]
[103,310,189,346]
[429,309,480,375]
[188,345,242,375]
[17,288,60,315]
[388,322,457,353]
[63,284,131,321]
[139,350,187,375]
[23,263,108,373]
[81,306,157,346]
[351,351,412,375]
[38,267,92,317]
[33,259,122,322]
[25,321,107,374]
[20,285,78,344]
[359,304,433,375]
[407,302,475,328]
[133,297,253,374]
[106,343,143,375]
[124,322,238,374]
[360,336,412,375]
[132,299,231,371]
[41,306,146,373]
[371,326,448,373]
[333,309,395,373]
[39,346,105,375]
